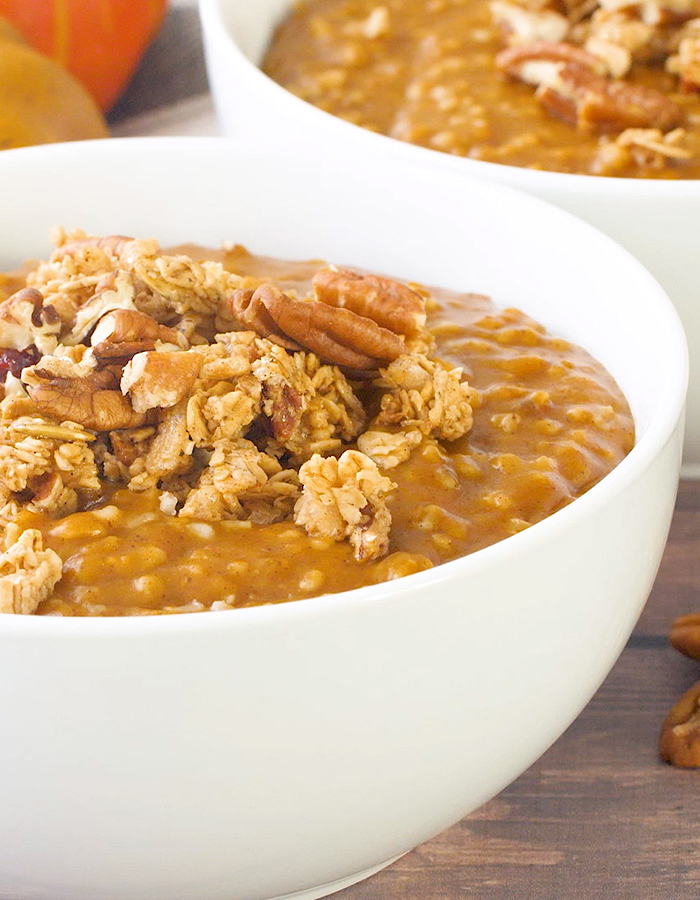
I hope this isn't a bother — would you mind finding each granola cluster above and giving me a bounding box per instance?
[0,230,476,613]
[492,0,700,173]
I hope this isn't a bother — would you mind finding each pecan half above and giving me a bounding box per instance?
[498,41,684,132]
[312,267,427,337]
[229,288,301,350]
[669,612,700,660]
[497,40,608,78]
[660,679,700,767]
[232,285,405,372]
[25,366,148,431]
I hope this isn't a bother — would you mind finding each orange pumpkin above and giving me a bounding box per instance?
[0,0,168,111]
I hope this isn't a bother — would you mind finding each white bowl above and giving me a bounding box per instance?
[0,137,687,900]
[199,0,700,474]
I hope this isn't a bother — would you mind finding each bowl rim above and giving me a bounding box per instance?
[199,0,700,195]
[0,135,688,636]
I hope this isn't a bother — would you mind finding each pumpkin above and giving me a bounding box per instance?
[0,15,108,150]
[0,0,168,111]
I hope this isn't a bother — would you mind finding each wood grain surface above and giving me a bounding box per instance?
[110,5,700,897]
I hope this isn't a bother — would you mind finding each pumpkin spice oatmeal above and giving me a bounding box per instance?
[262,0,700,177]
[0,231,633,615]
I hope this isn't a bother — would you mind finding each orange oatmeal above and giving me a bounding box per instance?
[262,0,700,178]
[0,232,633,616]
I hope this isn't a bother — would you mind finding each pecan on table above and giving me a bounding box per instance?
[669,612,700,660]
[312,267,427,337]
[660,678,700,767]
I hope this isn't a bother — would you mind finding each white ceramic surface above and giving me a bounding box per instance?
[0,138,687,900]
[199,0,700,473]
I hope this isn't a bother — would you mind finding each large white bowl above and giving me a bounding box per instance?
[0,138,687,900]
[199,0,700,473]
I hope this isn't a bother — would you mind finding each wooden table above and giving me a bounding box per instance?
[110,5,700,896]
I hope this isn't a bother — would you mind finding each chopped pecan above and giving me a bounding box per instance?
[312,267,427,337]
[660,678,700,767]
[264,381,304,442]
[498,42,685,131]
[24,365,148,431]
[669,612,700,659]
[91,308,185,361]
[64,271,137,345]
[28,471,79,517]
[233,284,405,373]
[121,350,201,413]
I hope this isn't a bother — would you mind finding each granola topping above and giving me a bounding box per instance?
[0,233,634,615]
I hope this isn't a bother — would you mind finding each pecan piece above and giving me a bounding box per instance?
[24,366,148,431]
[91,308,185,362]
[541,65,685,132]
[312,268,427,337]
[497,40,608,79]
[264,381,304,442]
[121,350,201,413]
[669,612,700,660]
[660,679,700,767]
[232,285,405,372]
[497,41,684,132]
[64,270,137,345]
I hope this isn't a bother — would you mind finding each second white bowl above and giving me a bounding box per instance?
[199,0,700,473]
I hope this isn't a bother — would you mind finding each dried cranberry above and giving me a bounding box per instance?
[0,346,41,383]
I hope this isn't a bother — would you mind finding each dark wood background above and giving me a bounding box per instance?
[110,5,700,896]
